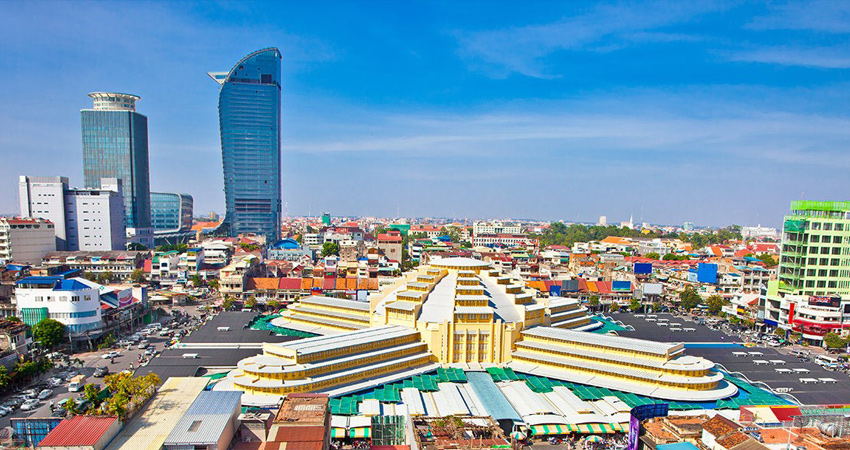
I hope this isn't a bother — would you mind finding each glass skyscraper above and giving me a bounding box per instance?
[81,92,152,231]
[209,48,282,241]
[150,192,194,233]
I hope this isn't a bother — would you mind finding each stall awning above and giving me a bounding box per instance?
[575,423,616,434]
[350,427,371,439]
[530,425,569,436]
[332,428,347,439]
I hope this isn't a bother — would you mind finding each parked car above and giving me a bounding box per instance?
[22,388,38,398]
[144,347,155,356]
[38,389,53,400]
[93,366,109,377]
[159,329,171,337]
[102,351,120,359]
[20,399,40,411]
[138,340,149,349]
[116,339,131,347]
[0,406,10,417]
[47,377,63,387]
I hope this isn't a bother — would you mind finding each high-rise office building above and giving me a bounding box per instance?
[19,175,126,251]
[81,92,152,247]
[761,201,850,345]
[208,48,282,241]
[778,201,850,296]
[150,192,194,233]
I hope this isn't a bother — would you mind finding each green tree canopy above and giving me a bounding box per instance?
[823,332,846,350]
[130,269,146,284]
[644,252,660,260]
[96,270,116,284]
[756,253,777,267]
[629,299,642,312]
[706,295,726,315]
[33,318,66,349]
[679,286,702,311]
[321,242,340,257]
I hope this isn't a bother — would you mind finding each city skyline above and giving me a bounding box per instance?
[1,1,849,227]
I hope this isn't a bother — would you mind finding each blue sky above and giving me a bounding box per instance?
[1,1,849,227]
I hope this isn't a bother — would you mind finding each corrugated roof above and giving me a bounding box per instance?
[521,326,681,356]
[272,426,326,442]
[38,415,118,447]
[164,391,242,446]
[466,372,521,422]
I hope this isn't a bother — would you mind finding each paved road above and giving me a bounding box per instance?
[0,306,206,430]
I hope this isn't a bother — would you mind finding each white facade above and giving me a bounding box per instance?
[473,221,521,236]
[15,277,102,334]
[19,175,126,251]
[19,176,69,250]
[741,225,778,240]
[0,218,57,264]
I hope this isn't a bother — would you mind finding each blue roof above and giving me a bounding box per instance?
[467,371,522,422]
[164,391,241,445]
[658,443,701,450]
[57,279,92,291]
[15,276,62,286]
[744,256,760,262]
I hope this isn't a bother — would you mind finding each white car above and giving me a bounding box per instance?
[138,340,149,349]
[38,389,53,400]
[20,399,40,411]
[102,351,120,359]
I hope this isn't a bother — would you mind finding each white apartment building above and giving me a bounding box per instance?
[761,284,850,345]
[19,175,126,251]
[0,217,57,264]
[741,225,778,240]
[15,276,102,334]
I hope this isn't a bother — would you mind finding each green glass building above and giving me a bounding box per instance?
[778,201,850,296]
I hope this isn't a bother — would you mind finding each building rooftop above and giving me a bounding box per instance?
[105,377,208,450]
[164,391,242,446]
[38,415,118,447]
[274,393,328,425]
[521,325,682,356]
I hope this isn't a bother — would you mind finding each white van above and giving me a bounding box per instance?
[816,354,839,368]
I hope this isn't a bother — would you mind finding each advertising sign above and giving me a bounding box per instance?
[809,296,841,308]
[634,263,652,275]
[628,403,669,450]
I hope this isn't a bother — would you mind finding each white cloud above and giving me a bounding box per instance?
[725,46,850,69]
[747,1,850,33]
[453,1,720,78]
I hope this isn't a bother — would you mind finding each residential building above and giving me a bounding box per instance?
[81,92,153,247]
[209,48,282,241]
[472,233,532,248]
[0,217,56,264]
[377,230,403,261]
[150,192,193,233]
[41,251,146,281]
[19,175,126,251]
[0,317,30,355]
[219,255,262,298]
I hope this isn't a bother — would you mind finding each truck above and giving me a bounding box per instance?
[67,374,87,392]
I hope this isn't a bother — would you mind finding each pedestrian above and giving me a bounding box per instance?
[49,400,54,410]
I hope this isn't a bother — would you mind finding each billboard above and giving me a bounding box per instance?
[549,285,562,297]
[809,296,841,308]
[634,263,652,275]
[697,263,718,284]
[612,281,632,292]
[561,279,579,293]
[628,403,669,450]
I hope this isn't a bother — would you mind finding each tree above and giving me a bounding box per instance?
[130,269,146,284]
[63,397,81,416]
[588,295,600,311]
[222,296,234,311]
[208,278,219,290]
[5,316,21,322]
[96,270,116,285]
[756,253,776,267]
[629,299,642,312]
[823,332,846,350]
[774,328,786,338]
[706,295,725,315]
[33,318,66,349]
[321,242,339,257]
[244,297,257,309]
[102,372,161,420]
[84,383,104,408]
[82,271,97,282]
[645,252,660,260]
[267,300,280,312]
[0,366,9,392]
[191,274,203,288]
[679,286,701,311]
[127,242,148,251]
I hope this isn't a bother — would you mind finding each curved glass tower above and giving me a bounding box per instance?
[209,48,282,241]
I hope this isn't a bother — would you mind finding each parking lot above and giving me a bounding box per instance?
[608,311,850,405]
[0,311,198,429]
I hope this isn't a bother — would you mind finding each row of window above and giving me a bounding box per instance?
[33,295,93,302]
[50,310,98,319]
